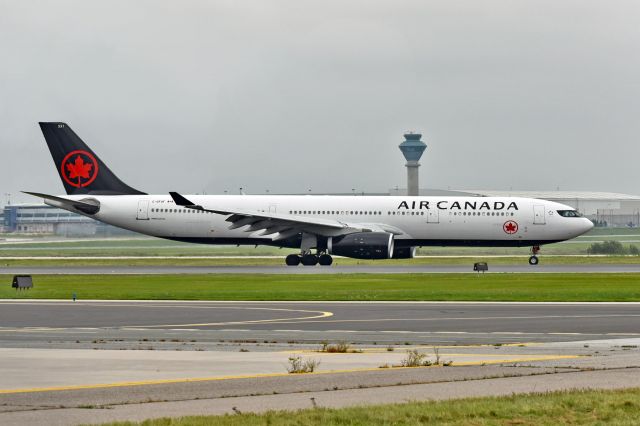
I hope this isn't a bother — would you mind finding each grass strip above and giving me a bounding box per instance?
[100,387,640,425]
[1,256,639,267]
[1,273,640,301]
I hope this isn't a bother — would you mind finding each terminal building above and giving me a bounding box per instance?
[0,204,132,236]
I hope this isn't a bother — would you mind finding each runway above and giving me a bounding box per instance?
[3,263,640,274]
[3,300,640,425]
[2,300,639,346]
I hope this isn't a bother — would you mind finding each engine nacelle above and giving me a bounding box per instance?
[328,232,394,260]
[392,246,416,259]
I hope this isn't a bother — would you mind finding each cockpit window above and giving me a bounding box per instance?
[557,210,582,217]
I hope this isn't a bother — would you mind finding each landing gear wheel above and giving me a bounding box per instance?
[285,254,301,266]
[301,254,319,266]
[529,245,541,265]
[318,254,333,266]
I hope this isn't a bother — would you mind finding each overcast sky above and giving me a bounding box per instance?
[1,0,639,204]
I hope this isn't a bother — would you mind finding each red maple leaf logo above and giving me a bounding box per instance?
[66,155,93,180]
[503,221,518,234]
[60,150,99,188]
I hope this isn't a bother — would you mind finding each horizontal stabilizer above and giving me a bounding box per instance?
[22,191,100,214]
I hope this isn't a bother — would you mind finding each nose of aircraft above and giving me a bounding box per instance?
[580,217,594,234]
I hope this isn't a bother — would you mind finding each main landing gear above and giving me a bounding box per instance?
[285,252,333,266]
[529,245,541,265]
[286,232,332,266]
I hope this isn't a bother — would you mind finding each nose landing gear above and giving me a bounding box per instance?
[529,245,541,265]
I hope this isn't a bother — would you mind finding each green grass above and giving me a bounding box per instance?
[2,273,640,301]
[99,387,640,425]
[1,255,640,267]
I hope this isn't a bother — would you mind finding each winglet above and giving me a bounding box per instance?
[169,191,193,206]
[169,192,203,209]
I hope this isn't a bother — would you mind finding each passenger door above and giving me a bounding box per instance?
[533,205,546,225]
[136,200,149,220]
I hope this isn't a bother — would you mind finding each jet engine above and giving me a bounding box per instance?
[327,232,394,259]
[391,246,416,259]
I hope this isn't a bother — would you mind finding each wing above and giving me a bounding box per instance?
[169,192,406,240]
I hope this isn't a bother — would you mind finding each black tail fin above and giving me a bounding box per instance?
[39,122,145,195]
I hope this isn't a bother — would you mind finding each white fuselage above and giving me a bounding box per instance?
[49,195,594,248]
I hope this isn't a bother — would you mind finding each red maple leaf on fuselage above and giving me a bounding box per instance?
[505,222,517,233]
[66,155,93,181]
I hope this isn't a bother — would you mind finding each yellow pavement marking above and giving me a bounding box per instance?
[0,355,581,395]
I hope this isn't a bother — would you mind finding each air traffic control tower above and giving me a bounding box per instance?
[398,132,427,196]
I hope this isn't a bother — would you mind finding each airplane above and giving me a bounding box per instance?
[25,122,594,266]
